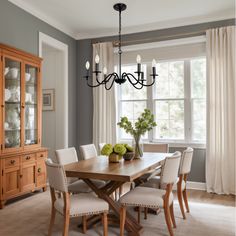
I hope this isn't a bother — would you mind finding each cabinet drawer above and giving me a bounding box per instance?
[5,157,20,168]
[22,154,36,163]
[37,152,47,160]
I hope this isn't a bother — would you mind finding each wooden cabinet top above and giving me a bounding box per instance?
[0,43,42,63]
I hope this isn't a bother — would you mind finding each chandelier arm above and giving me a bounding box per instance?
[86,79,104,88]
[126,74,144,90]
[126,73,156,87]
[105,73,117,90]
[124,73,141,86]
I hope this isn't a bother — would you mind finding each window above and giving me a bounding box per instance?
[117,57,206,145]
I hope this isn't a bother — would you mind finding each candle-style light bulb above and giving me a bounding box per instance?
[85,61,90,70]
[95,54,100,64]
[103,67,107,75]
[136,54,141,64]
[152,59,156,68]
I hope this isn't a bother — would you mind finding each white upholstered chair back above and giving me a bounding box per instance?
[143,143,169,153]
[99,143,106,153]
[179,147,193,175]
[45,159,68,192]
[80,144,98,160]
[55,147,78,165]
[161,151,181,185]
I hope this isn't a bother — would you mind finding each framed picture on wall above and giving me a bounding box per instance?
[42,89,55,111]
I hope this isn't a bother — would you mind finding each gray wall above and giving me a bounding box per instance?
[77,39,93,147]
[0,0,77,148]
[169,147,206,182]
[76,19,235,182]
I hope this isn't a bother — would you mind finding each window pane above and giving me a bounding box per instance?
[155,100,184,139]
[191,58,206,98]
[192,99,206,141]
[120,65,147,100]
[191,58,206,142]
[155,61,184,99]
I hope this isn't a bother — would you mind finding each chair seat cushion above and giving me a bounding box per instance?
[54,193,109,217]
[68,179,106,193]
[120,187,173,208]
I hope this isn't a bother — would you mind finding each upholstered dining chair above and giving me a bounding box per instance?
[80,144,97,160]
[55,147,105,194]
[143,143,169,153]
[134,143,169,186]
[177,147,193,219]
[46,160,109,236]
[119,152,181,236]
[142,147,194,219]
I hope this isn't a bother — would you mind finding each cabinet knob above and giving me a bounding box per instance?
[38,168,41,173]
[40,154,44,157]
[19,174,23,178]
[21,104,25,108]
[1,104,4,108]
[26,156,31,160]
[10,160,15,164]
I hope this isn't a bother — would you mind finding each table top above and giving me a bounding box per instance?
[65,152,173,182]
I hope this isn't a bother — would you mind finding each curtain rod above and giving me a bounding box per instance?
[92,29,206,47]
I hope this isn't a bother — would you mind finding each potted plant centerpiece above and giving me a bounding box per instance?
[117,109,157,159]
[101,143,134,162]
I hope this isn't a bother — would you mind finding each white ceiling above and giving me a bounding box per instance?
[9,0,235,39]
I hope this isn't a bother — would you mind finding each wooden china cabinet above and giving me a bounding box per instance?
[0,43,48,209]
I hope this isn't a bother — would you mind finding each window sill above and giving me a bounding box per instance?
[118,139,206,149]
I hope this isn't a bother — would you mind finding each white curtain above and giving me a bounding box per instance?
[206,26,235,194]
[92,42,117,150]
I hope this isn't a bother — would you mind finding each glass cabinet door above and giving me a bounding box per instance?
[24,64,38,146]
[4,57,21,149]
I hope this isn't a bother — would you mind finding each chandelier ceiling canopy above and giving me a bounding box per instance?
[84,3,158,90]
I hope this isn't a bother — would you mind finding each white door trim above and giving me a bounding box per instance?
[39,32,68,148]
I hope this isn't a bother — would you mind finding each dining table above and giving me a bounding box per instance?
[64,152,173,235]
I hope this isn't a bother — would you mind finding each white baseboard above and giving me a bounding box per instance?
[186,181,206,191]
[173,181,206,191]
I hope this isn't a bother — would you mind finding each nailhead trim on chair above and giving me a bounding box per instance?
[57,210,109,218]
[120,202,165,208]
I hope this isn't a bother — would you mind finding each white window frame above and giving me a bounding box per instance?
[117,56,206,148]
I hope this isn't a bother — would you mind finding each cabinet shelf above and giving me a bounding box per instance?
[25,103,37,106]
[5,101,20,105]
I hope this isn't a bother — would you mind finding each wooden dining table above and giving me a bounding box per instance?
[64,152,173,235]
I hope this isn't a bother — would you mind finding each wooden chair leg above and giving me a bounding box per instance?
[183,189,190,213]
[102,212,108,236]
[137,207,141,224]
[48,206,56,236]
[177,184,186,219]
[170,203,176,228]
[82,216,87,234]
[144,207,148,220]
[63,213,70,236]
[119,185,123,198]
[120,206,126,236]
[164,206,174,236]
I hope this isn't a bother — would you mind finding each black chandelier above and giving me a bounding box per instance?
[84,3,158,90]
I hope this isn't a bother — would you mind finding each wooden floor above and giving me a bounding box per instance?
[0,188,235,236]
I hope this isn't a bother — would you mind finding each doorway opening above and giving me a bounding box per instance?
[39,32,68,160]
